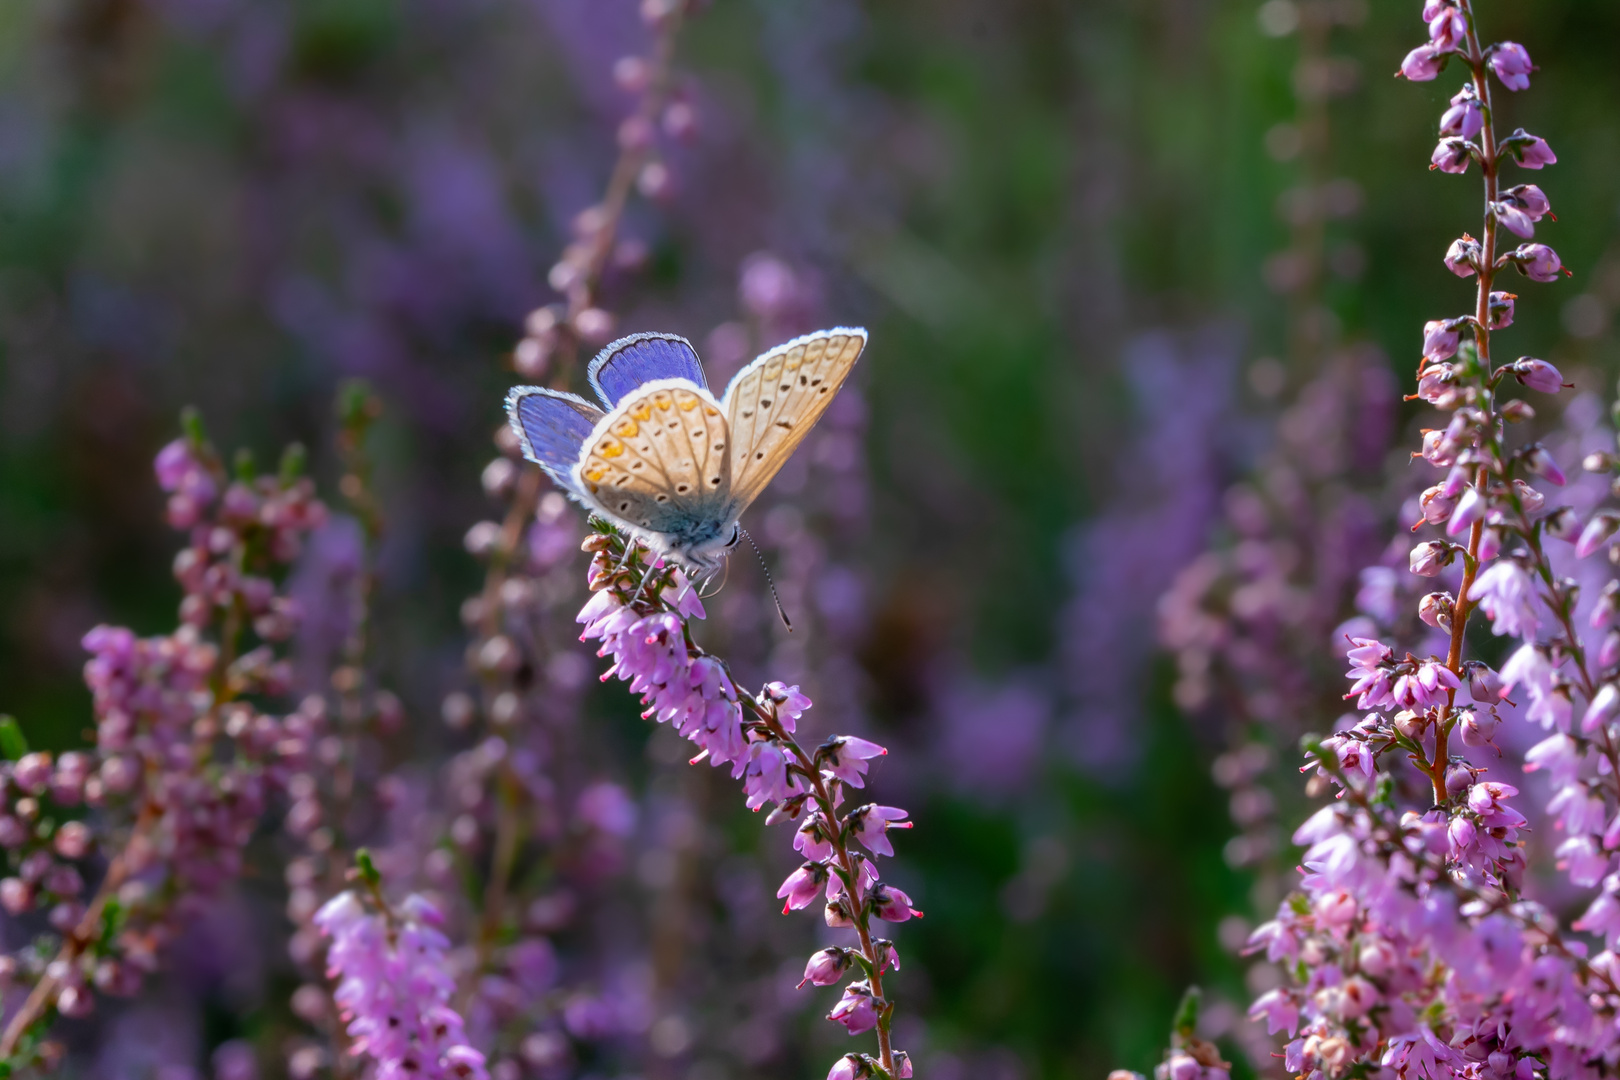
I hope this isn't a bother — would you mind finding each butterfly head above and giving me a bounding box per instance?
[673,522,742,574]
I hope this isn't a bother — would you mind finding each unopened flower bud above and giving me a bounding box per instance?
[798,947,853,988]
[1439,85,1483,139]
[1431,137,1474,174]
[1595,582,1620,629]
[1460,709,1499,748]
[1419,484,1458,525]
[1490,41,1533,91]
[1444,234,1480,277]
[1586,452,1616,473]
[1501,399,1535,423]
[1512,479,1546,514]
[1487,291,1517,329]
[1410,540,1452,577]
[572,308,616,346]
[612,56,651,93]
[1419,592,1455,632]
[1601,631,1620,669]
[1508,243,1568,283]
[1421,318,1463,362]
[1446,487,1485,537]
[1467,663,1500,702]
[513,336,551,379]
[1398,43,1443,81]
[1577,512,1620,559]
[1545,506,1580,541]
[1477,526,1503,562]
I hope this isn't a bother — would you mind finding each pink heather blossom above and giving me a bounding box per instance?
[1486,290,1517,327]
[742,740,802,809]
[1576,513,1620,558]
[870,884,920,923]
[1409,540,1451,578]
[1431,138,1473,174]
[1503,128,1557,169]
[762,681,813,732]
[1524,445,1566,486]
[795,812,836,861]
[828,982,880,1035]
[777,862,829,912]
[1524,732,1580,782]
[1490,42,1534,91]
[315,891,489,1080]
[1445,486,1485,537]
[1444,234,1480,277]
[1466,560,1540,638]
[1427,6,1466,51]
[1502,183,1551,220]
[799,947,852,988]
[1422,319,1463,361]
[819,735,888,788]
[1557,836,1609,887]
[1509,243,1567,282]
[1344,638,1395,709]
[1398,43,1444,81]
[1439,86,1483,139]
[1248,988,1300,1036]
[847,805,912,858]
[1512,357,1565,393]
[1392,661,1459,710]
[1573,882,1620,946]
[1583,684,1620,734]
[828,1055,867,1080]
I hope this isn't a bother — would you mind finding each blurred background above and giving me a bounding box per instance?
[3,0,1620,1077]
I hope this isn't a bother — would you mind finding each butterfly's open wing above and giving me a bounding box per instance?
[587,333,708,410]
[506,387,604,494]
[575,378,735,545]
[721,328,866,509]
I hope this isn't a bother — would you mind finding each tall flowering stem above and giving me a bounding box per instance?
[0,416,327,1068]
[1222,5,1620,1078]
[576,523,915,1080]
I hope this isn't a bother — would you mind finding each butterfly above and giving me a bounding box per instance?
[506,327,867,572]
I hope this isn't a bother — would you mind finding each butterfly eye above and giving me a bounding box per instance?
[726,525,741,549]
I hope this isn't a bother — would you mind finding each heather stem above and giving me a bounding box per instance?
[755,704,897,1076]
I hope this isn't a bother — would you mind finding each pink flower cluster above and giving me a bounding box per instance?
[577,530,915,1080]
[1235,3,1620,1078]
[315,891,489,1080]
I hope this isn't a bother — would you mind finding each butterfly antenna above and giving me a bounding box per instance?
[739,528,792,632]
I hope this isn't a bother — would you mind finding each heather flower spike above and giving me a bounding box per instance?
[577,522,913,1077]
[1165,4,1620,1078]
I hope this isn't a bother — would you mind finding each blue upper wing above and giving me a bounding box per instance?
[587,332,708,409]
[505,387,604,492]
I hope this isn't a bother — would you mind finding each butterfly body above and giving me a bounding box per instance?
[507,327,867,572]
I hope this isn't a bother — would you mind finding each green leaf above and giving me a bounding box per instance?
[0,717,27,760]
[355,847,381,887]
[1171,984,1202,1042]
[279,442,307,483]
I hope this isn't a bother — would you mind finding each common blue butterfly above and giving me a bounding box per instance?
[506,327,867,571]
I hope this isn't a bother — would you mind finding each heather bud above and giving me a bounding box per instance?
[1490,42,1534,91]
[1512,479,1547,514]
[1524,445,1566,485]
[1487,291,1517,329]
[1602,632,1620,669]
[1545,507,1579,541]
[1511,358,1566,394]
[1446,486,1485,537]
[1500,399,1535,423]
[1419,592,1455,632]
[1439,85,1483,139]
[1460,710,1499,748]
[1586,452,1616,473]
[1398,44,1444,81]
[1431,138,1474,174]
[1444,234,1481,277]
[1500,128,1557,169]
[1467,663,1501,702]
[1577,513,1620,559]
[14,752,52,795]
[1507,243,1569,283]
[1595,582,1620,629]
[1422,318,1464,362]
[798,947,853,988]
[1410,541,1453,577]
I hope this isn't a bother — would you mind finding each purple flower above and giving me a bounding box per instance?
[1345,638,1396,709]
[1392,661,1459,710]
[1467,560,1540,638]
[777,862,829,913]
[798,947,853,988]
[742,739,802,810]
[819,736,887,788]
[1439,86,1483,139]
[1445,486,1485,537]
[1524,445,1566,486]
[846,805,912,858]
[1427,6,1467,51]
[1490,42,1534,91]
[762,682,813,732]
[1422,318,1463,362]
[870,884,920,923]
[1444,234,1481,277]
[828,981,880,1035]
[795,812,836,861]
[1503,183,1552,220]
[1502,128,1557,169]
[1494,199,1536,239]
[314,891,488,1080]
[1574,883,1620,946]
[1584,684,1620,735]
[1511,357,1566,393]
[1248,988,1300,1036]
[1399,44,1445,81]
[1576,513,1620,559]
[1508,243,1568,282]
[828,1055,870,1080]
[1431,138,1474,174]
